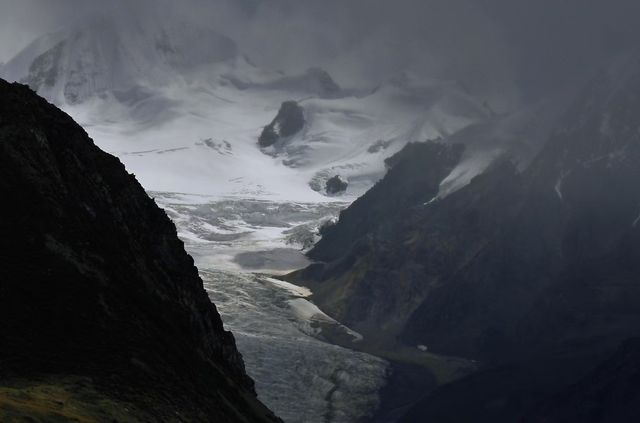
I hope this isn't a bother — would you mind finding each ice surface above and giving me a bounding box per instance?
[202,270,387,423]
[156,194,388,422]
[155,194,346,273]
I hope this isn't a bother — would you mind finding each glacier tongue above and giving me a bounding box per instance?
[203,270,388,423]
[156,193,388,422]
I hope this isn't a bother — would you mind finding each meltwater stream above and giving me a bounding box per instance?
[154,193,389,423]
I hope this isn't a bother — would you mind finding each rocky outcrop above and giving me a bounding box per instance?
[0,79,279,422]
[258,101,305,148]
[325,175,348,195]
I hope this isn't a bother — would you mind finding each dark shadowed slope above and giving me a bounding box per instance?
[526,338,640,423]
[402,338,640,423]
[294,142,465,346]
[293,53,640,362]
[290,53,640,421]
[0,79,279,422]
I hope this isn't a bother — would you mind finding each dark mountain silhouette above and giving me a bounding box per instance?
[0,79,279,422]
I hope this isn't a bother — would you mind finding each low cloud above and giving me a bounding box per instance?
[1,0,638,108]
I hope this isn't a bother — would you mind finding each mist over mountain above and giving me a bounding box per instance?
[0,0,516,108]
[2,1,640,422]
[290,50,640,421]
[4,0,635,201]
[4,0,637,110]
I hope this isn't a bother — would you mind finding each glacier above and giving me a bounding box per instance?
[155,192,388,422]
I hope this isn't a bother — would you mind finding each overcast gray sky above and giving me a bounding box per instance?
[1,0,638,104]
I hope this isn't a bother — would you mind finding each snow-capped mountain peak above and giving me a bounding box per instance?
[0,9,501,201]
[1,12,237,105]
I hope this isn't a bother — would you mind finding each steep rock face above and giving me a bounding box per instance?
[310,141,464,263]
[258,100,305,148]
[0,80,278,422]
[294,142,465,342]
[292,54,640,361]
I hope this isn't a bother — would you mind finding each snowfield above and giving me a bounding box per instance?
[62,63,493,201]
[0,12,497,201]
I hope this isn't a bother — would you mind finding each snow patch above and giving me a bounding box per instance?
[438,151,497,199]
[555,170,570,201]
[262,277,312,298]
[288,298,364,343]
